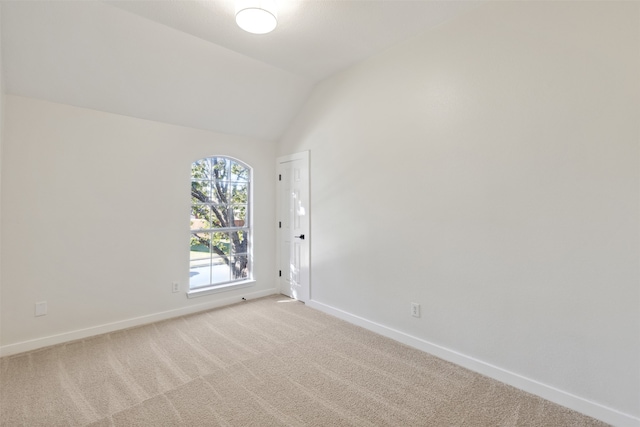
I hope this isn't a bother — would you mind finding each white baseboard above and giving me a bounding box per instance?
[0,288,278,358]
[307,299,640,427]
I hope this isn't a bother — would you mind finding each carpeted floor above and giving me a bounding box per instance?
[0,295,608,426]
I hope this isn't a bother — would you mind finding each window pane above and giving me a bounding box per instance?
[230,182,248,204]
[230,255,249,280]
[230,162,249,182]
[211,256,230,284]
[211,158,229,181]
[191,159,212,180]
[190,257,211,289]
[190,232,211,288]
[191,180,212,204]
[231,205,247,227]
[210,204,228,228]
[230,230,247,256]
[211,232,230,257]
[210,181,229,204]
[190,231,211,254]
[190,205,211,230]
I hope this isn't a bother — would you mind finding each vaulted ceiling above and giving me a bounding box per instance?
[1,0,477,141]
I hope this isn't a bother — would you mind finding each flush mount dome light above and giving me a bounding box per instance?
[236,0,277,34]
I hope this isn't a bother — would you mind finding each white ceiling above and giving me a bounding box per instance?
[1,0,477,141]
[107,0,478,81]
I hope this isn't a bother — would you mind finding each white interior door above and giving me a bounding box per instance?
[277,151,310,302]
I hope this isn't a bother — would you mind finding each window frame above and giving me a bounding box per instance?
[188,156,254,298]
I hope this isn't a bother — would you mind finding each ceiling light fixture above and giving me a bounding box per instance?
[236,0,278,35]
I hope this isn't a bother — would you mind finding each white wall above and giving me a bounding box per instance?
[0,95,277,354]
[279,2,639,425]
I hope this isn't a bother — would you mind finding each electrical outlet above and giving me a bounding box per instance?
[172,282,180,293]
[35,301,47,317]
[411,302,420,318]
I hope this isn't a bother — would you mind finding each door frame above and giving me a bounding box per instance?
[276,151,310,302]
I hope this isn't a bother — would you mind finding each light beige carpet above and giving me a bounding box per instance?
[0,295,608,426]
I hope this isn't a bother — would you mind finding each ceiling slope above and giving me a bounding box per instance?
[107,0,478,81]
[1,1,314,141]
[1,0,477,141]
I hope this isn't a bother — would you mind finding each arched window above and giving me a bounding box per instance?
[189,156,251,292]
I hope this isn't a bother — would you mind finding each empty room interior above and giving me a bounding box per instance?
[0,1,638,426]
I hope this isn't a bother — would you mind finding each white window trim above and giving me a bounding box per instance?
[187,280,256,299]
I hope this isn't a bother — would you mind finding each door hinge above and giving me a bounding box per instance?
[278,174,282,181]
[278,221,281,228]
[279,270,282,277]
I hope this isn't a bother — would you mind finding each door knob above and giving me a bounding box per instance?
[295,234,305,240]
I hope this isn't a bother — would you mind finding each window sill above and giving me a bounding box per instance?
[186,280,255,299]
